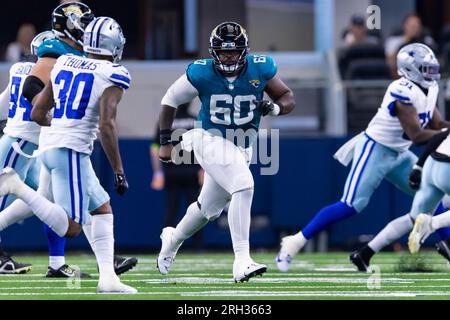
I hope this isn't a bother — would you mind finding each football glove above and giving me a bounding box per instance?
[408,165,422,191]
[253,100,280,116]
[114,173,129,195]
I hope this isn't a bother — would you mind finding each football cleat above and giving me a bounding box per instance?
[349,250,370,272]
[97,274,137,294]
[276,235,303,272]
[233,259,267,283]
[408,213,433,254]
[46,264,91,278]
[114,255,138,275]
[0,253,32,274]
[157,227,182,275]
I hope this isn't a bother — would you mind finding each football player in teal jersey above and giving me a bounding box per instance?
[8,2,137,278]
[156,22,295,282]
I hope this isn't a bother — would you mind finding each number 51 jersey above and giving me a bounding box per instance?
[40,54,131,155]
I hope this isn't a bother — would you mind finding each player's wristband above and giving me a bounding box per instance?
[412,164,422,172]
[159,129,172,145]
[270,103,281,116]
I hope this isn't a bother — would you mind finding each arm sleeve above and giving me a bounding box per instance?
[417,129,450,167]
[161,74,199,108]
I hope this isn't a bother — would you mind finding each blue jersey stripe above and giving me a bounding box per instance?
[349,141,375,204]
[76,152,83,225]
[390,92,411,102]
[68,150,75,221]
[110,80,129,90]
[111,73,130,84]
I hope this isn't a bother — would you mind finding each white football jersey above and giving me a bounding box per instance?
[365,77,438,152]
[39,54,131,155]
[436,134,450,157]
[2,62,41,144]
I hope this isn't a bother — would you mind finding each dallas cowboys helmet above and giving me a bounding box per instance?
[83,17,126,63]
[397,43,440,89]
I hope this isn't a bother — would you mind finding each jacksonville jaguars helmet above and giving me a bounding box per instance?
[83,17,126,63]
[51,2,94,47]
[397,43,440,89]
[209,21,249,74]
[30,30,56,56]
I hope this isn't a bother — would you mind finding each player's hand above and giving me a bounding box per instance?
[151,171,165,190]
[114,173,129,195]
[409,165,422,191]
[159,144,173,163]
[253,100,280,116]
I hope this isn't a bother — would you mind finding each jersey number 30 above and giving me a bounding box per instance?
[210,94,256,125]
[53,70,94,120]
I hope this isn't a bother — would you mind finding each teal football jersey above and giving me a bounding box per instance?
[186,55,277,147]
[37,38,85,58]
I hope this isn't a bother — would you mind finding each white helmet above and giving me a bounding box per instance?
[397,43,440,89]
[30,31,56,55]
[83,17,126,63]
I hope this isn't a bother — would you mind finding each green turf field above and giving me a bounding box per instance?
[2,251,450,300]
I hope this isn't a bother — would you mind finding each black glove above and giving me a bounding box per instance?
[114,173,129,195]
[408,165,422,191]
[253,100,279,116]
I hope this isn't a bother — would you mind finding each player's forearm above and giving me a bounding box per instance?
[31,105,52,126]
[150,144,163,173]
[408,128,441,145]
[274,91,295,115]
[159,105,177,144]
[99,121,124,174]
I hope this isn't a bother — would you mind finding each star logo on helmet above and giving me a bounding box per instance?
[408,51,415,57]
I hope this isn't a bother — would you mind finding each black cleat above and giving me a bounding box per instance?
[114,255,138,275]
[45,264,91,278]
[0,253,32,274]
[349,250,370,272]
[435,240,450,262]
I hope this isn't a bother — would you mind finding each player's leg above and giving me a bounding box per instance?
[0,136,37,274]
[193,133,265,282]
[157,172,221,275]
[85,159,136,293]
[408,158,448,253]
[351,153,447,270]
[277,135,390,271]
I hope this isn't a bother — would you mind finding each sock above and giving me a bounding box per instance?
[91,214,115,277]
[360,245,375,262]
[83,220,94,251]
[228,189,253,261]
[43,224,66,269]
[173,202,208,246]
[432,210,450,230]
[14,183,69,237]
[368,214,413,253]
[49,256,65,270]
[302,201,357,240]
[292,231,308,250]
[432,203,450,240]
[0,200,33,231]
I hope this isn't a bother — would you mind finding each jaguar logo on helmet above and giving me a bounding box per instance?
[62,5,83,16]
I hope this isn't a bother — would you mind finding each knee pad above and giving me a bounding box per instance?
[198,200,228,221]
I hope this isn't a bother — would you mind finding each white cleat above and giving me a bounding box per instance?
[409,213,433,254]
[233,259,267,283]
[97,275,137,294]
[157,227,182,275]
[276,234,303,272]
[0,167,23,197]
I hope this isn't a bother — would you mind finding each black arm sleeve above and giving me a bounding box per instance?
[22,75,45,102]
[417,129,450,167]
